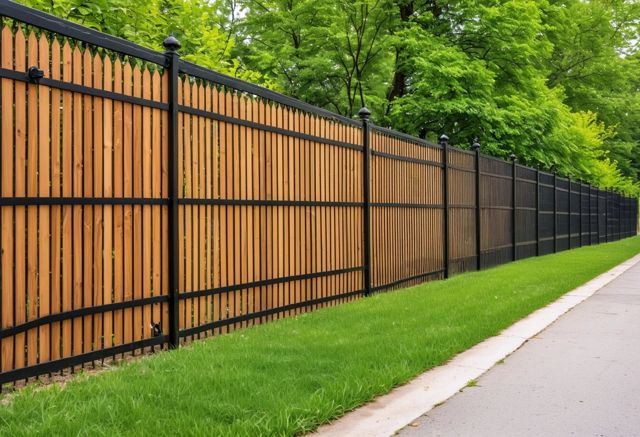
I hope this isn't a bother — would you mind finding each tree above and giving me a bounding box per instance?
[237,0,394,116]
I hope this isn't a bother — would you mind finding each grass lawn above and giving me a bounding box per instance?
[1,236,639,436]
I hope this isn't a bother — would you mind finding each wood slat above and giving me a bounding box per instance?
[50,37,62,362]
[1,26,14,373]
[13,28,27,371]
[113,57,124,348]
[26,31,39,367]
[132,66,142,345]
[142,68,152,346]
[103,56,113,350]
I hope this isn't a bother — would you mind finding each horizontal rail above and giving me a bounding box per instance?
[0,296,168,339]
[448,164,475,173]
[0,68,169,110]
[481,243,513,252]
[371,150,443,167]
[179,289,364,338]
[178,266,365,300]
[0,197,169,206]
[178,199,363,208]
[481,206,513,211]
[370,202,442,209]
[372,269,444,292]
[0,336,167,385]
[179,61,361,127]
[370,124,440,149]
[179,105,362,151]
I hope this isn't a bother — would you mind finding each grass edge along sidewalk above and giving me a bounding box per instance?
[1,237,639,436]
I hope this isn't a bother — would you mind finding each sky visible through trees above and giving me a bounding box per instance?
[20,0,640,195]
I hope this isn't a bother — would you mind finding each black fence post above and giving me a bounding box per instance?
[536,167,540,256]
[597,188,601,243]
[587,184,593,246]
[472,139,481,270]
[568,175,572,250]
[510,154,517,261]
[440,134,450,279]
[553,172,558,253]
[567,176,571,249]
[164,34,181,349]
[358,107,372,296]
[605,189,609,242]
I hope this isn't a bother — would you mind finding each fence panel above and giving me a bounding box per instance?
[448,149,477,274]
[0,20,169,382]
[370,127,444,291]
[580,184,589,246]
[175,70,365,340]
[569,181,580,248]
[590,187,598,244]
[515,165,537,260]
[556,177,569,251]
[480,156,513,268]
[538,172,555,255]
[598,190,607,243]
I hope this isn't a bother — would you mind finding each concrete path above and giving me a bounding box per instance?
[398,259,640,437]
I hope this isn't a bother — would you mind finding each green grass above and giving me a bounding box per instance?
[2,237,639,436]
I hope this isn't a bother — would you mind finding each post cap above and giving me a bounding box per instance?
[357,107,371,120]
[471,138,480,151]
[509,153,517,162]
[439,134,449,146]
[163,34,181,53]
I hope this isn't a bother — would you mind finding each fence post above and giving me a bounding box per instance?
[440,134,450,279]
[358,107,372,296]
[471,139,481,270]
[553,171,558,253]
[536,167,540,256]
[567,175,572,250]
[510,154,517,261]
[597,188,601,243]
[605,189,609,242]
[587,183,593,246]
[164,34,181,349]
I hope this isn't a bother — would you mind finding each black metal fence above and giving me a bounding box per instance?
[0,1,637,386]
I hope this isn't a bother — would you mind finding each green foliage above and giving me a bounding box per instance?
[237,0,395,116]
[16,0,640,195]
[18,0,255,78]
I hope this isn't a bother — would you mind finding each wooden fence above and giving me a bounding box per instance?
[0,2,637,385]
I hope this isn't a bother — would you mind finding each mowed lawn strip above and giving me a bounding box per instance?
[1,237,639,436]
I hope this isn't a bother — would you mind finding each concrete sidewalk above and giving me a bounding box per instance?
[398,260,640,437]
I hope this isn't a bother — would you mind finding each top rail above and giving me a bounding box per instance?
[179,60,361,127]
[371,124,441,149]
[0,0,167,65]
